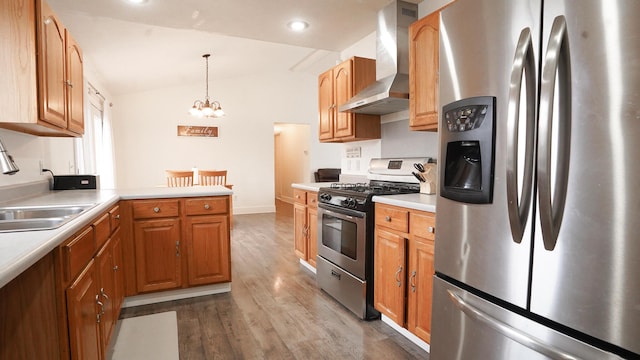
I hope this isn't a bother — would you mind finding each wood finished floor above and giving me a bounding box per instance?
[119,204,429,359]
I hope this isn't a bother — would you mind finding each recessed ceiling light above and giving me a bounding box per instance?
[287,20,309,32]
[126,0,149,5]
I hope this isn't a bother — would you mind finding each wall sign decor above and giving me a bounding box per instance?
[177,125,218,137]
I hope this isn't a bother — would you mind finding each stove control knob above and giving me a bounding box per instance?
[347,198,356,208]
[320,193,332,201]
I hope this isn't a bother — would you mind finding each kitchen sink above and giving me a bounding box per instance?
[0,204,96,232]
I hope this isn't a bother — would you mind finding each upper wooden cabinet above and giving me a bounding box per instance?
[409,11,440,131]
[318,57,381,142]
[0,0,84,137]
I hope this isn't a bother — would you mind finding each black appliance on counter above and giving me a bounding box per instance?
[315,157,427,320]
[53,175,99,190]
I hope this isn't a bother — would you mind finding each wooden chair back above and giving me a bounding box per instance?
[198,170,227,186]
[166,170,194,187]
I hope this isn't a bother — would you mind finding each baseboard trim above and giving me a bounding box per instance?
[380,314,430,353]
[233,206,276,214]
[299,259,317,274]
[122,283,231,308]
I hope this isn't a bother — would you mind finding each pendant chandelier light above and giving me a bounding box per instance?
[189,54,225,118]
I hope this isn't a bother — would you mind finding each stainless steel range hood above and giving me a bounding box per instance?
[339,0,418,115]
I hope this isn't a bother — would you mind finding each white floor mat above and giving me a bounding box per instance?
[110,311,179,360]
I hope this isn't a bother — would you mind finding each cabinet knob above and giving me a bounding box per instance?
[204,204,210,210]
[385,216,391,222]
[115,214,121,219]
[113,265,119,271]
[428,226,435,233]
[153,207,160,213]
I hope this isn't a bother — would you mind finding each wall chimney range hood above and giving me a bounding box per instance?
[339,0,418,115]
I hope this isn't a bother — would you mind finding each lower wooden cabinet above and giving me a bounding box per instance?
[66,260,101,360]
[0,252,61,360]
[62,204,124,360]
[293,188,318,267]
[406,231,434,341]
[374,202,435,343]
[374,227,407,325]
[307,205,318,268]
[185,214,230,286]
[134,218,182,292]
[123,196,232,295]
[96,231,123,351]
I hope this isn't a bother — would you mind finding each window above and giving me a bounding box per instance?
[76,83,116,189]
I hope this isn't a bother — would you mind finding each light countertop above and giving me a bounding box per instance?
[0,185,232,289]
[373,193,437,213]
[291,182,334,192]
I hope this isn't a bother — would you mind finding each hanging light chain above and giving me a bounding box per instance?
[204,54,210,101]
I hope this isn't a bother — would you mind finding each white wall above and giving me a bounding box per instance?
[0,129,75,187]
[112,70,341,214]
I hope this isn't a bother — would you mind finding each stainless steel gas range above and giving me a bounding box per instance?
[316,157,428,320]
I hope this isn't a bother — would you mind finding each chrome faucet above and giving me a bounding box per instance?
[0,138,19,175]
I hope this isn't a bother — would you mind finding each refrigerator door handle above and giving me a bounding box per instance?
[446,289,579,360]
[538,16,572,251]
[506,28,537,243]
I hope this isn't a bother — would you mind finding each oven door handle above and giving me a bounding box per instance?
[318,204,366,219]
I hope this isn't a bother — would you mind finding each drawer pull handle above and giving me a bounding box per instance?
[153,207,160,213]
[331,270,341,280]
[395,266,403,287]
[410,271,417,293]
[100,287,109,301]
[385,216,391,222]
[176,240,180,257]
[204,204,210,210]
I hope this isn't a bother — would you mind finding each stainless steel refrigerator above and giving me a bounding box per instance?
[432,0,640,358]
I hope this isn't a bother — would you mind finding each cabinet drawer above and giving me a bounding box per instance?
[132,199,179,219]
[93,213,111,249]
[410,211,436,240]
[307,192,318,209]
[375,204,409,233]
[109,204,120,231]
[63,226,95,282]
[293,189,307,205]
[185,197,228,215]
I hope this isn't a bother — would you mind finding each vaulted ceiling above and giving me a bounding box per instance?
[48,0,422,95]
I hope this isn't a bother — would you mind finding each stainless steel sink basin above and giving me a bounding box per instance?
[0,204,96,232]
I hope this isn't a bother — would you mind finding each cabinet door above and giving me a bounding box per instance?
[66,30,84,134]
[333,60,354,139]
[112,227,125,316]
[134,218,182,293]
[373,228,406,325]
[67,260,101,360]
[407,235,435,343]
[409,11,439,131]
[307,206,318,267]
[185,215,230,286]
[293,203,307,259]
[318,68,334,141]
[96,238,116,352]
[37,1,67,128]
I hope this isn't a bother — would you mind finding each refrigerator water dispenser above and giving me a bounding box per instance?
[440,96,496,204]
